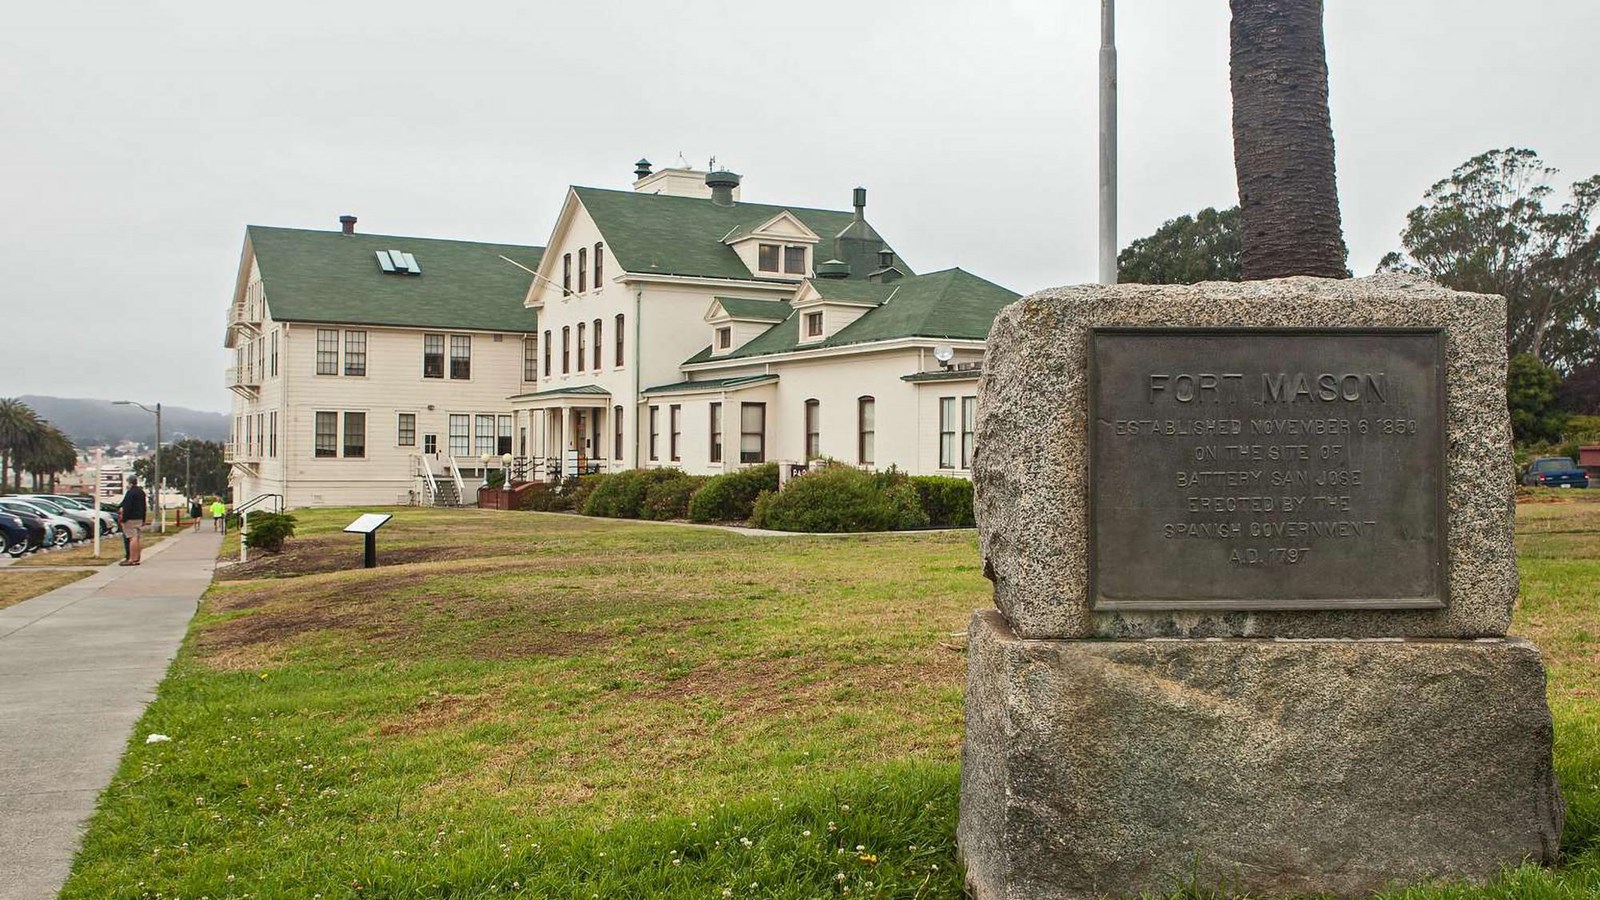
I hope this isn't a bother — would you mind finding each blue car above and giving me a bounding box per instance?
[2,511,34,557]
[1522,456,1590,489]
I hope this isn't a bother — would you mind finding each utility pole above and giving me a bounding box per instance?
[1099,0,1118,285]
[154,403,163,532]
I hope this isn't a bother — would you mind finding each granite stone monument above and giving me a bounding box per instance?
[960,275,1564,899]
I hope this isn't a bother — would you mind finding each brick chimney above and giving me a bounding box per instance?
[339,215,357,235]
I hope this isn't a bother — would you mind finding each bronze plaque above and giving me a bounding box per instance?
[1088,328,1447,611]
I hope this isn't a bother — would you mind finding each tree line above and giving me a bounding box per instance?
[0,397,232,496]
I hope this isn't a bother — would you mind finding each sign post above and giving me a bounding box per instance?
[343,513,393,569]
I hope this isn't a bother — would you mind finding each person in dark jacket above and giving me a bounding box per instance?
[118,476,148,566]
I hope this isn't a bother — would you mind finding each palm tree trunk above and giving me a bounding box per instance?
[1230,0,1348,280]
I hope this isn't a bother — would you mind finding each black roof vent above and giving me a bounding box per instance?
[816,259,851,279]
[634,158,653,180]
[705,170,741,207]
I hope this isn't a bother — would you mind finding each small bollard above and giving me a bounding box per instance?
[342,513,393,569]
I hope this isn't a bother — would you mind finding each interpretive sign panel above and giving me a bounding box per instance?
[342,513,393,535]
[1089,328,1446,611]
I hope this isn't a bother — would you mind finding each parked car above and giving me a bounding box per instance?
[1,511,35,557]
[0,499,84,546]
[1522,456,1590,489]
[0,506,51,553]
[31,494,119,535]
[16,496,101,538]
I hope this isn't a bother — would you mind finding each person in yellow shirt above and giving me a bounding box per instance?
[210,500,227,533]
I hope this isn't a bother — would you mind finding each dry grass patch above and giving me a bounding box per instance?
[0,569,92,609]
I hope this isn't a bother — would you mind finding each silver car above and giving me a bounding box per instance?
[0,499,83,547]
[31,495,119,535]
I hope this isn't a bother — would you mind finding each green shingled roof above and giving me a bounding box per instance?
[641,374,779,396]
[247,226,543,333]
[712,297,792,321]
[572,187,912,282]
[684,268,1019,365]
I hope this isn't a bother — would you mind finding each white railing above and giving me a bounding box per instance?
[447,456,467,501]
[416,454,440,504]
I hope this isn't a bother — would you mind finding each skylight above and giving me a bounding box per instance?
[375,250,421,275]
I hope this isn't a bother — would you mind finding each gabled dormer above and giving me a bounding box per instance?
[723,211,819,281]
[705,296,790,357]
[790,279,896,345]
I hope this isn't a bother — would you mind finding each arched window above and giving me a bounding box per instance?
[613,405,624,459]
[577,247,588,293]
[561,326,570,374]
[615,313,625,367]
[543,329,552,377]
[804,399,820,460]
[858,396,875,466]
[562,253,572,295]
[594,243,604,287]
[593,318,603,370]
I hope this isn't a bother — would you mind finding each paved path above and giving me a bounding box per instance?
[0,529,220,900]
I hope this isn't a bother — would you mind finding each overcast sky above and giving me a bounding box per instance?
[3,0,1598,413]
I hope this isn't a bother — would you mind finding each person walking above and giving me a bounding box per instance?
[118,476,149,566]
[210,499,227,533]
[189,498,203,532]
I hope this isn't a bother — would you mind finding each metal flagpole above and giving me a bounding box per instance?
[1099,0,1118,285]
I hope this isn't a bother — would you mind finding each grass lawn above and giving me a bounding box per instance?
[9,529,171,567]
[0,568,93,610]
[60,498,1600,899]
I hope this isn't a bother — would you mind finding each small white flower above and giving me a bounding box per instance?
[739,837,752,848]
[801,830,811,837]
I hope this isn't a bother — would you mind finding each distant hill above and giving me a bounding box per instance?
[16,396,230,446]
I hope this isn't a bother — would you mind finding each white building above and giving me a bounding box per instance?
[224,219,543,507]
[511,163,1017,482]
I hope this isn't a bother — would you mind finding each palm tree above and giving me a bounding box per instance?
[0,398,42,492]
[16,426,77,491]
[1230,0,1349,280]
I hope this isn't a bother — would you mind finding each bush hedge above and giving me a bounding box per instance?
[517,479,576,512]
[751,465,928,533]
[642,473,708,521]
[687,463,779,523]
[910,476,975,527]
[581,469,690,519]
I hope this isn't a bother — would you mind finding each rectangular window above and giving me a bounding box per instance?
[594,243,604,287]
[614,405,624,460]
[449,335,471,379]
[669,405,681,461]
[758,243,780,272]
[343,330,367,376]
[709,402,723,463]
[593,319,602,370]
[398,413,416,446]
[806,311,823,337]
[858,396,876,466]
[316,329,339,374]
[498,415,512,456]
[424,433,438,455]
[543,330,552,377]
[939,397,956,469]
[615,314,625,367]
[256,413,264,456]
[524,337,538,382]
[245,416,253,457]
[577,322,587,372]
[423,333,445,378]
[740,403,766,463]
[448,415,470,457]
[578,247,587,292]
[269,411,277,457]
[648,406,660,461]
[343,412,366,458]
[563,253,572,295]
[783,245,806,274]
[270,330,279,377]
[314,411,338,457]
[475,414,496,457]
[961,396,976,469]
[717,326,732,350]
[562,327,571,373]
[805,399,820,460]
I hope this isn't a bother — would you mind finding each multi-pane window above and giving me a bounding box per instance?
[258,338,265,381]
[423,334,445,378]
[858,396,876,466]
[562,253,572,295]
[961,396,977,468]
[593,319,602,370]
[343,330,367,376]
[343,412,366,458]
[562,327,571,374]
[316,329,339,374]
[784,245,806,274]
[269,411,277,457]
[806,312,823,337]
[450,335,472,379]
[594,243,604,287]
[256,413,264,456]
[245,416,253,457]
[475,415,496,457]
[717,327,732,350]
[314,411,338,457]
[614,405,624,460]
[804,399,820,460]
[577,322,587,372]
[523,337,538,382]
[709,402,723,463]
[398,413,416,446]
[424,433,438,455]
[448,415,470,457]
[740,403,766,463]
[543,330,552,377]
[578,247,588,293]
[270,330,279,376]
[615,314,625,366]
[939,397,957,469]
[758,243,780,272]
[669,405,682,462]
[498,415,512,456]
[648,407,660,461]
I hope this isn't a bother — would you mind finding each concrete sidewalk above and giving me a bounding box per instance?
[0,529,220,900]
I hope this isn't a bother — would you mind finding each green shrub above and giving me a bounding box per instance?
[750,466,928,533]
[582,469,686,519]
[244,511,297,553]
[910,476,975,527]
[687,463,780,523]
[485,469,506,489]
[566,475,606,514]
[518,480,575,512]
[641,473,708,521]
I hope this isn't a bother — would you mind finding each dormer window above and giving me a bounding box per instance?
[784,246,805,274]
[717,326,732,350]
[758,244,780,272]
[805,312,823,337]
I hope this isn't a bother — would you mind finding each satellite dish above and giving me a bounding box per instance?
[933,345,955,364]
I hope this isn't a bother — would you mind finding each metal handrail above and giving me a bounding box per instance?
[234,493,283,515]
[416,454,440,504]
[446,457,467,499]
